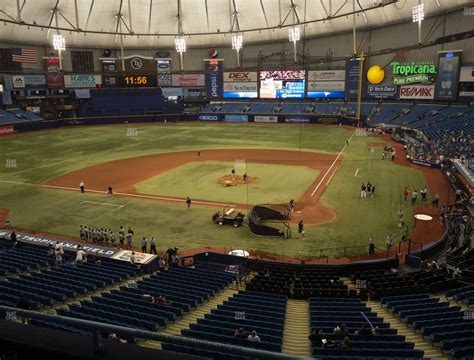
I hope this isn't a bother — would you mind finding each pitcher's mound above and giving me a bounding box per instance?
[218,175,255,186]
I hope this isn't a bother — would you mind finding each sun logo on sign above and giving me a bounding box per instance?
[131,57,143,70]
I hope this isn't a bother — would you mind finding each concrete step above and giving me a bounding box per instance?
[139,283,240,350]
[282,299,311,357]
[365,299,446,359]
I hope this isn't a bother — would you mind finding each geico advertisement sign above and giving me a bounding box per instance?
[399,84,435,99]
[224,82,257,92]
[224,72,258,82]
[198,114,221,121]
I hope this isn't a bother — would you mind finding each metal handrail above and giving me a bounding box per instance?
[0,306,306,359]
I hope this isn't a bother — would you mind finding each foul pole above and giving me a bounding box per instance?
[356,51,365,128]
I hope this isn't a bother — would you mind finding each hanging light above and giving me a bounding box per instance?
[288,25,300,43]
[175,36,186,53]
[232,32,243,51]
[52,33,66,50]
[412,3,424,22]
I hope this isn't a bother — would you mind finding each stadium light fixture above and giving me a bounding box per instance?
[412,4,424,22]
[288,25,300,63]
[232,32,243,68]
[52,33,66,70]
[412,3,424,44]
[175,35,186,71]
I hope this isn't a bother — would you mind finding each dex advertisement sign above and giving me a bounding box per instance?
[64,75,102,88]
[224,72,258,82]
[206,60,223,98]
[435,50,462,100]
[366,85,398,99]
[399,84,435,99]
[172,74,205,87]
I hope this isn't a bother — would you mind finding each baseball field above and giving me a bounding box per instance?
[0,122,432,258]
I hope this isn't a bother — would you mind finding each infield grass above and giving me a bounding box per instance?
[134,161,319,204]
[0,123,431,257]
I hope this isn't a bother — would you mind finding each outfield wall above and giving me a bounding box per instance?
[2,112,362,135]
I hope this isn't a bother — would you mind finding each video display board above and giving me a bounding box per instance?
[259,70,305,99]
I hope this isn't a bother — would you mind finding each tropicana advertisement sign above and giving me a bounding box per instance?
[390,61,436,85]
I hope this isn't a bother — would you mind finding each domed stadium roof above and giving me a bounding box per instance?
[0,0,470,49]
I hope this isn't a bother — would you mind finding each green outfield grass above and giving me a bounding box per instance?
[134,161,319,204]
[0,123,431,258]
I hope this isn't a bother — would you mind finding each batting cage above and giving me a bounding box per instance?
[248,204,291,238]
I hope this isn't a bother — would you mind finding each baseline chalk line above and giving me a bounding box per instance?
[80,201,125,209]
[354,168,360,177]
[311,133,354,197]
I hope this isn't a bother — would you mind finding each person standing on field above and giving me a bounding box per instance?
[186,196,192,209]
[80,180,85,194]
[421,187,428,201]
[411,190,418,205]
[369,236,375,255]
[141,237,147,253]
[150,237,157,254]
[403,187,409,202]
[361,183,367,198]
[297,220,305,238]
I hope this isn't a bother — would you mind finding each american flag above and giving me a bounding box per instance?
[11,48,37,64]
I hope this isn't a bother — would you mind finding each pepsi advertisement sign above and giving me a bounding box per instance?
[206,60,223,98]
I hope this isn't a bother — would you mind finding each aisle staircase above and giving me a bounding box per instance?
[140,282,242,350]
[281,299,311,357]
[366,299,449,360]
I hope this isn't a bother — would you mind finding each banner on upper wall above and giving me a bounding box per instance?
[307,81,345,92]
[223,72,258,82]
[399,84,435,99]
[435,50,462,101]
[161,87,183,97]
[172,74,205,87]
[308,70,345,81]
[345,58,365,99]
[157,59,172,86]
[254,115,278,123]
[44,58,64,88]
[12,75,25,88]
[460,66,474,82]
[24,75,46,87]
[366,85,398,99]
[205,59,224,98]
[223,71,258,98]
[198,114,221,121]
[120,54,157,72]
[390,61,436,85]
[64,75,102,88]
[224,114,248,122]
[74,89,91,99]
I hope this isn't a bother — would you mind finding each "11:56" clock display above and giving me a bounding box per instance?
[117,75,157,88]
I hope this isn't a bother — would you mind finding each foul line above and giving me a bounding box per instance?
[311,133,354,197]
[326,166,338,186]
[80,201,124,209]
[0,179,236,207]
[354,168,360,177]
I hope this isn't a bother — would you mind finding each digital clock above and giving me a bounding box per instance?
[117,75,157,88]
